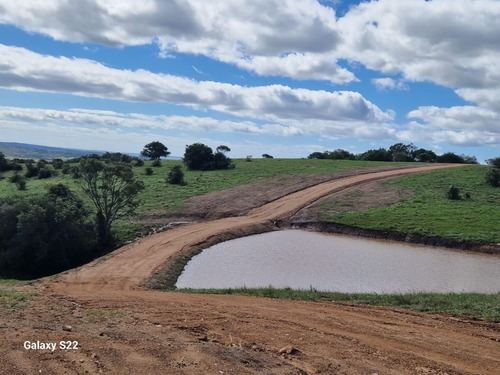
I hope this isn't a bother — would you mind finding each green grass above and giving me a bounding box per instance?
[0,289,34,309]
[325,165,500,243]
[175,287,500,322]
[0,159,404,242]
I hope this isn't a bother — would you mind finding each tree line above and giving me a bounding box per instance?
[307,143,478,164]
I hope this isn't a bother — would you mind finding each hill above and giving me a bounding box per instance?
[0,142,104,160]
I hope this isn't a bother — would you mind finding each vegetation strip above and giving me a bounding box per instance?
[174,287,500,323]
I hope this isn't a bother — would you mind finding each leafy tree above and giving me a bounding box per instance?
[79,158,144,247]
[183,143,215,171]
[216,145,231,154]
[141,141,170,160]
[166,165,186,185]
[262,153,274,159]
[0,185,93,279]
[0,152,8,171]
[435,152,476,164]
[486,157,500,169]
[308,151,327,159]
[389,143,416,162]
[413,148,437,163]
[52,158,64,169]
[358,148,392,161]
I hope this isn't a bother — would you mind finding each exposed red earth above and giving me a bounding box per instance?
[2,164,499,375]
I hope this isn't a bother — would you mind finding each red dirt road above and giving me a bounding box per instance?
[2,164,499,375]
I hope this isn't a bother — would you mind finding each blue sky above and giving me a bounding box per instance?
[0,0,499,162]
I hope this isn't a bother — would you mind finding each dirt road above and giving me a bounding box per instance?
[2,164,499,375]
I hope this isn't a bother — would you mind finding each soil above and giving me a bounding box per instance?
[2,164,500,375]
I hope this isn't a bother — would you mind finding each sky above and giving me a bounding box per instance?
[0,0,499,162]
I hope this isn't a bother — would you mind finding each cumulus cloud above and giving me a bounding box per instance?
[0,0,353,83]
[0,44,392,127]
[372,78,408,92]
[339,0,500,109]
[403,105,500,146]
[0,104,397,142]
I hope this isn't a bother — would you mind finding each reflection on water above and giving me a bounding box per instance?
[176,230,500,294]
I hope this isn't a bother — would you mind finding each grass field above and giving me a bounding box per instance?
[322,165,500,244]
[0,158,401,215]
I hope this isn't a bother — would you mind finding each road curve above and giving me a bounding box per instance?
[51,164,466,293]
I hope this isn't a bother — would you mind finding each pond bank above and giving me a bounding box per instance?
[291,221,500,255]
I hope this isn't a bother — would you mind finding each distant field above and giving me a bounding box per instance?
[322,165,500,244]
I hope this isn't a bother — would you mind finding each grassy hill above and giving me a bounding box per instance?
[0,142,104,160]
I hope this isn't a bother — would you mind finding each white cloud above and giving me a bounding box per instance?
[403,105,500,146]
[371,77,408,92]
[0,44,393,127]
[0,0,353,83]
[339,0,500,109]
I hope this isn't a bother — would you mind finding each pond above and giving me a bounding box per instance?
[176,230,500,294]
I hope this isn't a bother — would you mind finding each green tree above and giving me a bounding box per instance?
[0,185,93,279]
[216,145,231,154]
[141,141,170,160]
[183,143,215,171]
[79,158,144,247]
[486,157,500,169]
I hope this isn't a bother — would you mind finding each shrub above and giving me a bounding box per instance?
[9,173,26,191]
[447,185,461,200]
[166,165,186,185]
[145,167,154,175]
[152,159,162,167]
[485,168,500,187]
[0,185,94,279]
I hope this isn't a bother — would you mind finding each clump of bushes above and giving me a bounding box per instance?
[447,185,461,200]
[0,184,95,279]
[485,157,500,187]
[166,165,186,185]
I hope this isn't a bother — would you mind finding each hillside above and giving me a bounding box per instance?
[0,142,104,160]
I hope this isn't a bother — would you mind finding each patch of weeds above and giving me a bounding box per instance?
[0,290,34,309]
[85,308,127,323]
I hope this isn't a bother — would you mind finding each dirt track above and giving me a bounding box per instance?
[2,164,500,375]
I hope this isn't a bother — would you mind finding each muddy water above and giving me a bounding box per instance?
[176,230,500,293]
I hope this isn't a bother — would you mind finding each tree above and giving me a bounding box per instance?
[389,143,416,162]
[413,148,437,163]
[486,157,500,169]
[485,167,500,187]
[262,153,274,159]
[141,141,170,160]
[216,145,231,154]
[79,158,144,247]
[0,184,93,279]
[183,143,215,171]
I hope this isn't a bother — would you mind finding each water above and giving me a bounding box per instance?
[176,230,500,294]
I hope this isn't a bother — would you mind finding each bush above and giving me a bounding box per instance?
[485,168,500,187]
[145,167,154,175]
[166,165,186,185]
[152,159,162,167]
[447,185,461,200]
[9,173,26,190]
[486,157,500,169]
[0,185,94,279]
